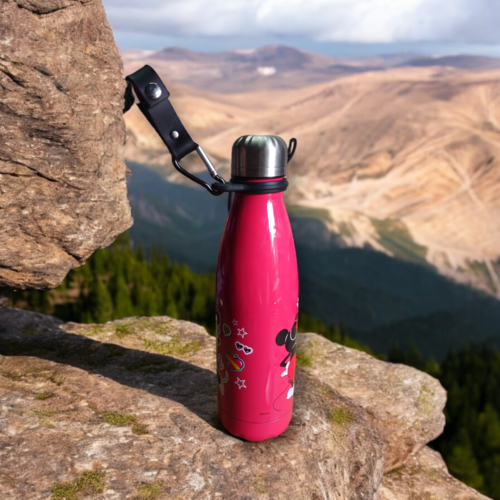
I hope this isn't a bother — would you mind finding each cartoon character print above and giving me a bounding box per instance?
[273,313,298,410]
[222,324,232,337]
[217,353,225,372]
[216,310,222,346]
[235,341,253,355]
[225,351,245,372]
[216,310,230,395]
[276,314,298,375]
[217,370,229,395]
[216,313,253,396]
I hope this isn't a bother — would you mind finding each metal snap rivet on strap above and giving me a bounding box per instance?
[170,131,179,140]
[145,82,162,100]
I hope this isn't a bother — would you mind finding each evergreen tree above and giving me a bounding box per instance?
[477,405,500,458]
[136,241,145,262]
[483,455,500,499]
[85,275,113,323]
[110,270,134,319]
[424,357,441,378]
[142,288,160,317]
[166,299,179,319]
[446,428,484,491]
[89,248,108,279]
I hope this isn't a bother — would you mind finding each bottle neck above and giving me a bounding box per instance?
[231,186,285,206]
[233,176,285,183]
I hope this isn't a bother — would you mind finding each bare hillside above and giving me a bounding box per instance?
[125,64,500,295]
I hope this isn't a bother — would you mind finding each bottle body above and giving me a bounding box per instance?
[216,188,299,441]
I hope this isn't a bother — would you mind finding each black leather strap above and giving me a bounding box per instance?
[125,65,197,161]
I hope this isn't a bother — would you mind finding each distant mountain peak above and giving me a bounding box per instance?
[153,46,214,62]
[401,54,500,70]
[151,44,329,70]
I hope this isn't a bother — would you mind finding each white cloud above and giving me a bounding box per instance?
[102,0,500,44]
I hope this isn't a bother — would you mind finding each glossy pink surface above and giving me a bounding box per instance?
[216,186,299,441]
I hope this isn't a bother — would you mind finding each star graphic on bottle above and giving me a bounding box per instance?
[237,328,247,338]
[235,377,246,389]
[232,319,238,326]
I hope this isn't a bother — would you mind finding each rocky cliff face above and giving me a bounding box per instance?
[0,0,132,291]
[0,308,488,499]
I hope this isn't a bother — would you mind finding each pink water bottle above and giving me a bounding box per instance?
[124,66,299,440]
[215,135,299,441]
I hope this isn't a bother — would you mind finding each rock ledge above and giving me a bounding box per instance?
[0,308,489,499]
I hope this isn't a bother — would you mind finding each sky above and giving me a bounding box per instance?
[102,0,500,58]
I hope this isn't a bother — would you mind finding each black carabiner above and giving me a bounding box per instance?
[173,147,225,196]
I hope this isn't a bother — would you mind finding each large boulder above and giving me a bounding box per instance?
[0,0,132,291]
[297,334,447,471]
[0,308,488,499]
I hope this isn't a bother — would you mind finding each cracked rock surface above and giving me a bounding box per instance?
[0,307,488,499]
[0,0,132,290]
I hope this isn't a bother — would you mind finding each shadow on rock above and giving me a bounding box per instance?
[0,309,221,430]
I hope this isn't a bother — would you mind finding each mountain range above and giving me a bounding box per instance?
[121,45,500,93]
[123,45,500,298]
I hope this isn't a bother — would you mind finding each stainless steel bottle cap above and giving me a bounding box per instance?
[231,135,288,178]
